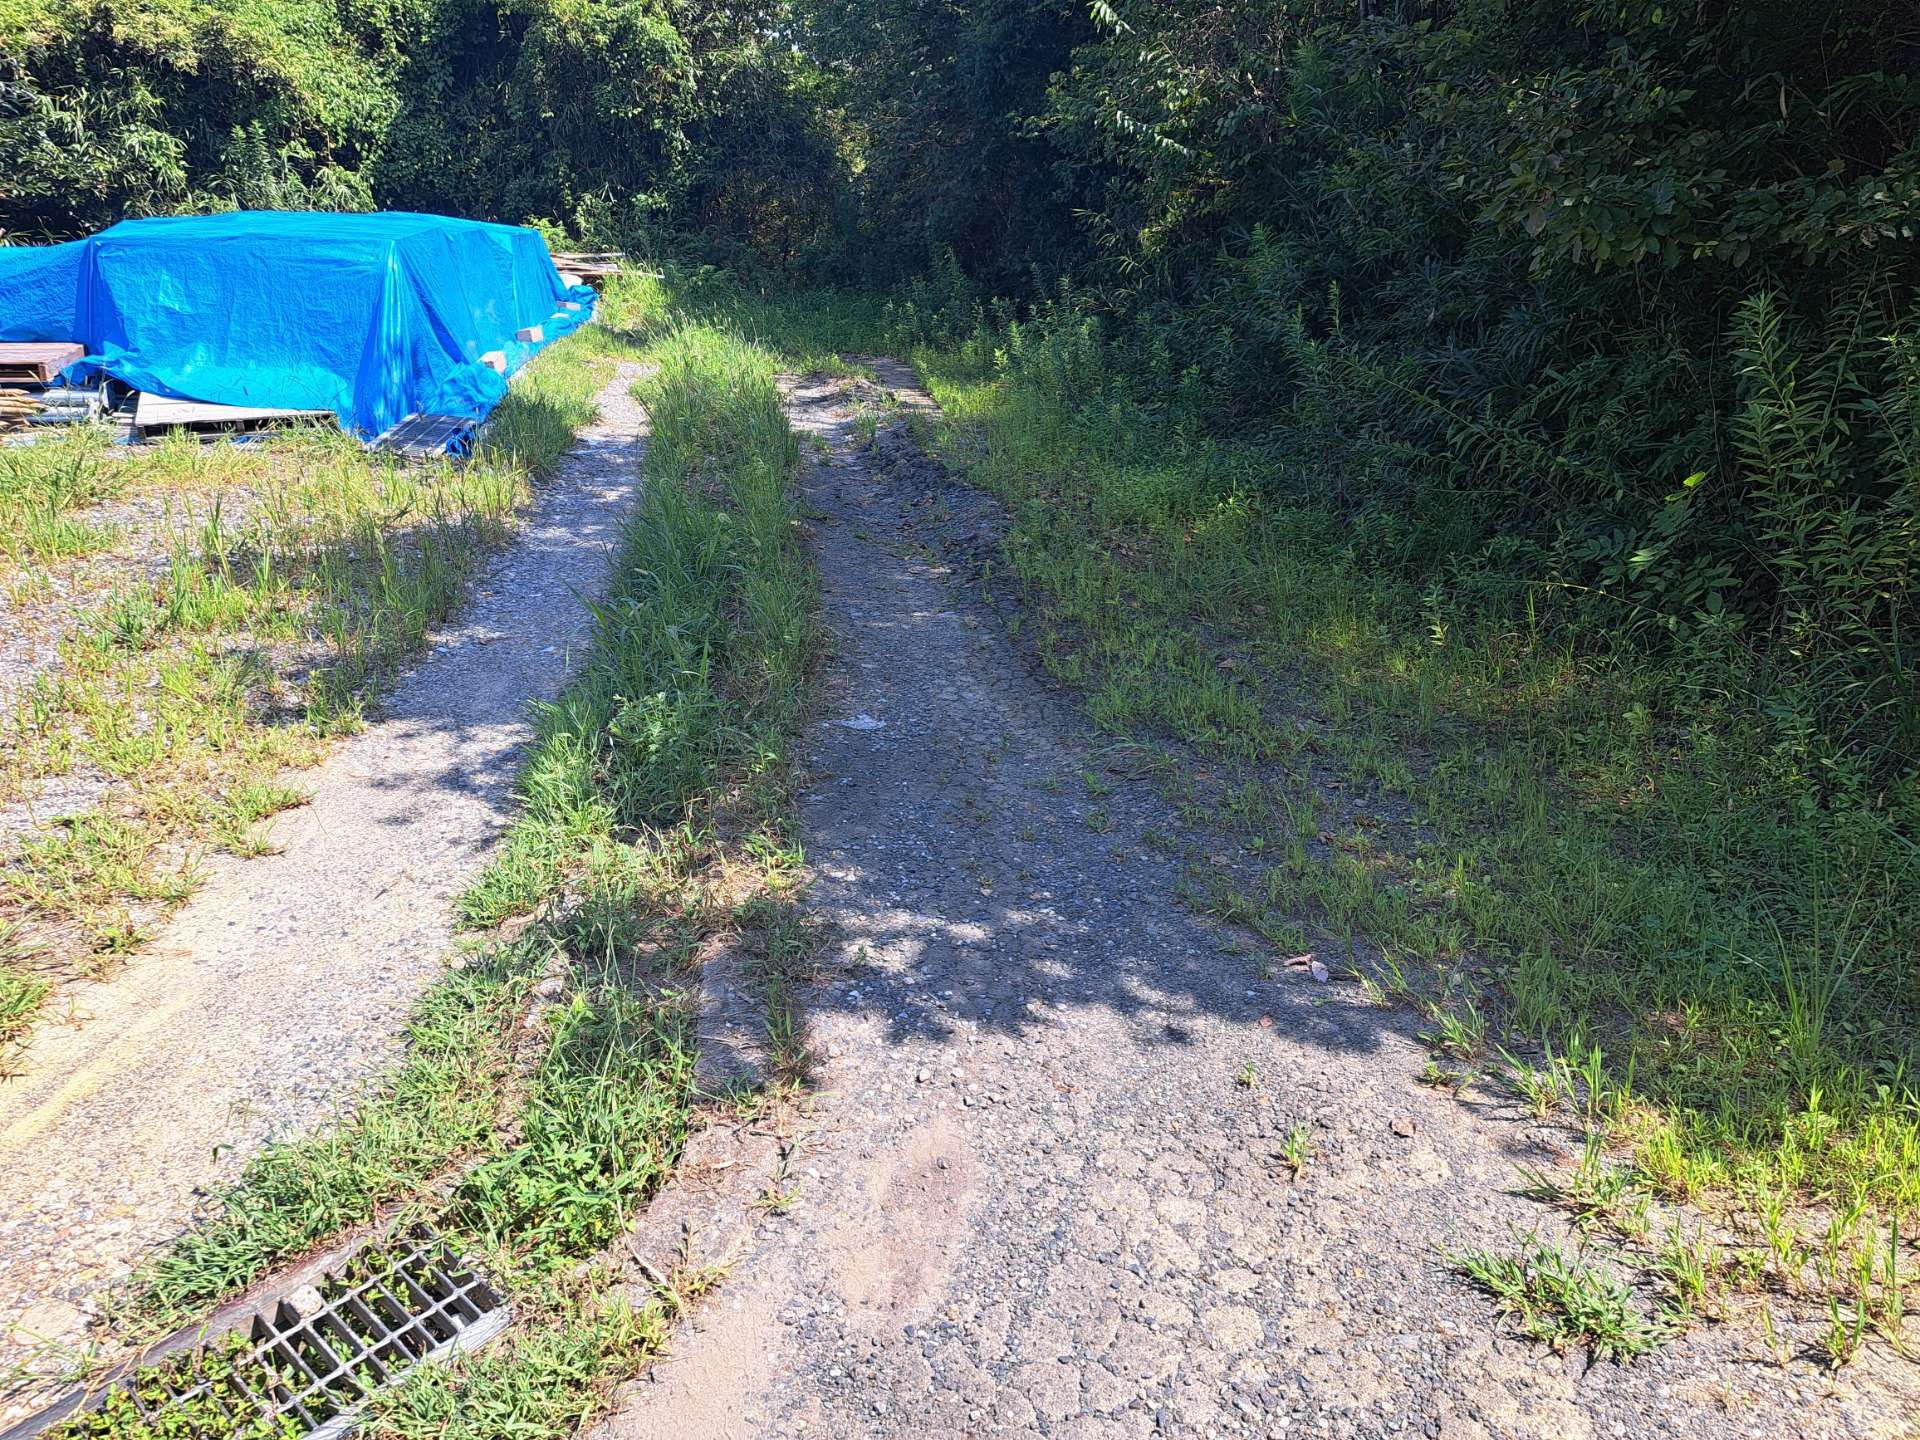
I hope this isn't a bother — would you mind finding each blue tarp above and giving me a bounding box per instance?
[0,212,597,436]
[0,240,84,343]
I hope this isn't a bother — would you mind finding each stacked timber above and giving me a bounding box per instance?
[552,251,624,290]
[0,342,84,386]
[1,385,107,430]
[0,388,40,429]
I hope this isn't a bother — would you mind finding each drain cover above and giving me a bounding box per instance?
[370,412,480,459]
[8,1230,507,1440]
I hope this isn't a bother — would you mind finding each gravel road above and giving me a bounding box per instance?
[0,364,650,1421]
[601,365,1915,1440]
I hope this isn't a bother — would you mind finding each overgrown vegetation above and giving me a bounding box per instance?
[839,297,1916,1348]
[0,0,838,258]
[0,333,606,1063]
[50,279,817,1438]
[1452,1237,1667,1364]
[5,0,1918,1389]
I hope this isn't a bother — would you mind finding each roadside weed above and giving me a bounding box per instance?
[1823,1295,1869,1370]
[1519,1134,1636,1233]
[1419,998,1486,1062]
[77,287,819,1439]
[0,957,49,1055]
[1451,1238,1667,1363]
[1498,1047,1573,1119]
[1654,1226,1722,1322]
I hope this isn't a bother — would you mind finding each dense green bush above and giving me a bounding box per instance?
[0,0,394,235]
[999,0,1920,784]
[793,0,1095,286]
[3,0,1915,777]
[0,0,839,261]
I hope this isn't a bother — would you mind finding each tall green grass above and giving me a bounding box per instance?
[461,319,810,927]
[84,296,815,1440]
[0,961,49,1055]
[0,431,122,565]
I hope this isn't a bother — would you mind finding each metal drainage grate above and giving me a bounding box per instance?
[8,1229,507,1440]
[371,412,480,459]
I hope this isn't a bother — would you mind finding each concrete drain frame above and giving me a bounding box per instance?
[4,1228,508,1440]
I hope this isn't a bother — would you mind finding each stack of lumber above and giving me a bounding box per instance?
[0,344,92,434]
[552,251,624,289]
[3,385,109,431]
[0,388,41,430]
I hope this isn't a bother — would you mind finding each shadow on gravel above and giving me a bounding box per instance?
[775,366,1614,1192]
[782,367,1442,1077]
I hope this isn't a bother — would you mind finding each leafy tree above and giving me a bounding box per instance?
[0,0,395,237]
[794,0,1095,285]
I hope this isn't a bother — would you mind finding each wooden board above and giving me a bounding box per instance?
[133,391,326,430]
[552,254,621,291]
[0,342,84,384]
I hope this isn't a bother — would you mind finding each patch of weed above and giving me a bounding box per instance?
[1452,1237,1668,1363]
[101,285,819,1440]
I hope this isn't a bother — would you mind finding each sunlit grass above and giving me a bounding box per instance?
[88,292,817,1440]
[0,319,629,1057]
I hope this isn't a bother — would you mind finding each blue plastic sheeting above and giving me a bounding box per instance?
[0,240,85,343]
[0,212,596,436]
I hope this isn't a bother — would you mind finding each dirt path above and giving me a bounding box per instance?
[602,366,1912,1440]
[0,364,649,1413]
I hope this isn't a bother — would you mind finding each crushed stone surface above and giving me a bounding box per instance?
[0,481,271,735]
[0,364,650,1419]
[602,365,1915,1440]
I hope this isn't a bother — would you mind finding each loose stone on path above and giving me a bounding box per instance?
[0,364,652,1421]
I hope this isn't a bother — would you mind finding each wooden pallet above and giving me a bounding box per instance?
[0,342,84,385]
[133,391,327,433]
